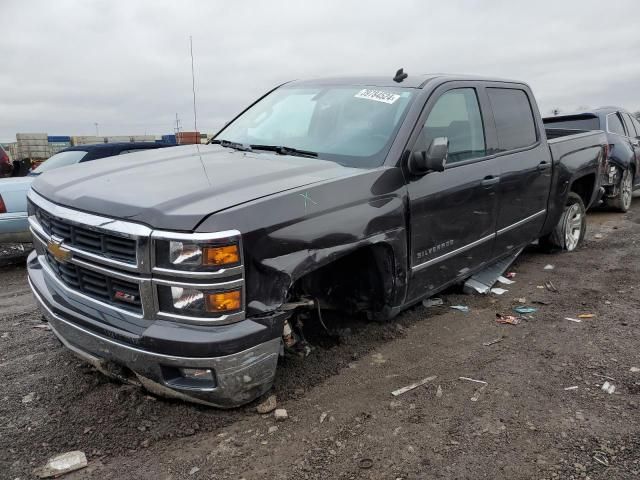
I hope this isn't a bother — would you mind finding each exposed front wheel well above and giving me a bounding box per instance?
[288,244,396,320]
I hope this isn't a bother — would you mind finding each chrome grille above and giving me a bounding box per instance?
[45,251,142,312]
[35,204,137,264]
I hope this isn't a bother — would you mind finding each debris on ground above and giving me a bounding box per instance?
[631,367,640,373]
[450,305,469,312]
[545,281,559,292]
[578,313,595,319]
[544,264,554,270]
[459,377,488,385]
[268,426,278,434]
[496,313,522,325]
[482,337,503,346]
[594,233,604,239]
[564,386,579,391]
[592,451,609,467]
[470,384,487,402]
[601,382,616,394]
[516,297,527,303]
[565,317,582,323]
[319,412,328,423]
[490,288,508,295]
[436,385,443,398]
[532,299,550,305]
[189,466,200,475]
[274,409,289,421]
[256,395,277,414]
[497,275,514,285]
[33,451,88,478]
[513,306,537,314]
[593,373,616,381]
[391,375,437,396]
[358,458,373,469]
[32,324,51,331]
[422,297,444,308]
[21,392,35,403]
[505,272,516,279]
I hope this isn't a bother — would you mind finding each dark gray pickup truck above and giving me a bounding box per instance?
[27,73,608,407]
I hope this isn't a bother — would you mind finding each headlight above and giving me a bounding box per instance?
[158,285,242,317]
[155,239,241,272]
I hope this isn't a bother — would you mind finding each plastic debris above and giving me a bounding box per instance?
[593,373,616,381]
[459,376,487,385]
[505,272,516,279]
[497,275,514,285]
[543,264,554,270]
[436,385,443,398]
[450,305,469,312]
[391,375,437,396]
[319,412,328,423]
[564,386,579,391]
[189,467,200,475]
[594,233,604,239]
[565,317,581,323]
[496,313,521,325]
[516,297,527,303]
[490,287,508,295]
[33,451,88,478]
[536,285,545,289]
[545,281,558,292]
[423,297,444,308]
[482,337,503,346]
[578,313,594,319]
[358,458,373,469]
[601,382,616,394]
[22,392,35,403]
[32,324,51,330]
[631,367,640,373]
[513,306,537,314]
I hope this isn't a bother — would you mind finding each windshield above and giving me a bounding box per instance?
[215,86,415,168]
[32,150,88,174]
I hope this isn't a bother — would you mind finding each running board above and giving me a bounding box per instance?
[463,248,523,295]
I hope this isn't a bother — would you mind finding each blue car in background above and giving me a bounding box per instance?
[0,142,174,243]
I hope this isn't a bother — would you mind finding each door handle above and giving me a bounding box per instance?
[537,161,551,171]
[481,176,500,187]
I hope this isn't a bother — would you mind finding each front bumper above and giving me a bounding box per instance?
[28,251,283,408]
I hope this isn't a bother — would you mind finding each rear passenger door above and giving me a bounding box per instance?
[406,84,501,301]
[621,113,640,185]
[485,86,552,256]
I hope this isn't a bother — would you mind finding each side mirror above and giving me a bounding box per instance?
[408,137,449,175]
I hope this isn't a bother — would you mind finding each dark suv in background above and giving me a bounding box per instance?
[544,107,640,211]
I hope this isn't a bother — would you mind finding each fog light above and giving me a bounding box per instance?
[179,368,214,381]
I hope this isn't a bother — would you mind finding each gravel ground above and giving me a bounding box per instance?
[1,204,639,480]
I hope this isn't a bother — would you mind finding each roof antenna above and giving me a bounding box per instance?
[393,68,408,83]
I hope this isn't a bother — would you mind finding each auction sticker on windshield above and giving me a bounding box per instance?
[354,89,400,104]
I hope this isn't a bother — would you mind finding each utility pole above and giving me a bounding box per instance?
[174,113,182,135]
[190,36,198,134]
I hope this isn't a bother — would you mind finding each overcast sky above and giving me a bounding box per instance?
[1,0,639,143]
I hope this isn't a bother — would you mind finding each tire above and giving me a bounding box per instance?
[539,192,586,252]
[607,167,633,212]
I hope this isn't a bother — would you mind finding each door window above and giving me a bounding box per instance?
[632,116,640,138]
[418,88,486,163]
[622,113,638,137]
[487,88,537,151]
[607,113,626,136]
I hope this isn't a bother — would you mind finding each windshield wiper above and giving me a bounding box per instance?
[250,144,318,158]
[210,139,253,152]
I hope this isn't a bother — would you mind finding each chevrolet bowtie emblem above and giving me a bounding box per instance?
[47,237,72,263]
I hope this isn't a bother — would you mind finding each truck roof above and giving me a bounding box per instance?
[288,73,527,89]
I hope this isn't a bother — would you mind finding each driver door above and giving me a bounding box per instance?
[406,85,501,301]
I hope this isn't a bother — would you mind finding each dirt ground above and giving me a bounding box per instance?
[1,202,639,480]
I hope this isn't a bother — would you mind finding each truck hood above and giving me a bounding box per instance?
[32,145,359,230]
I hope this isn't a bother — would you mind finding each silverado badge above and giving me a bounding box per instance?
[47,237,72,263]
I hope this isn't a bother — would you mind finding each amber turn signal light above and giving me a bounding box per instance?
[203,245,240,266]
[205,290,241,313]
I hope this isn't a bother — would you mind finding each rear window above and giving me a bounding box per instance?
[487,88,537,151]
[543,115,600,131]
[622,113,637,137]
